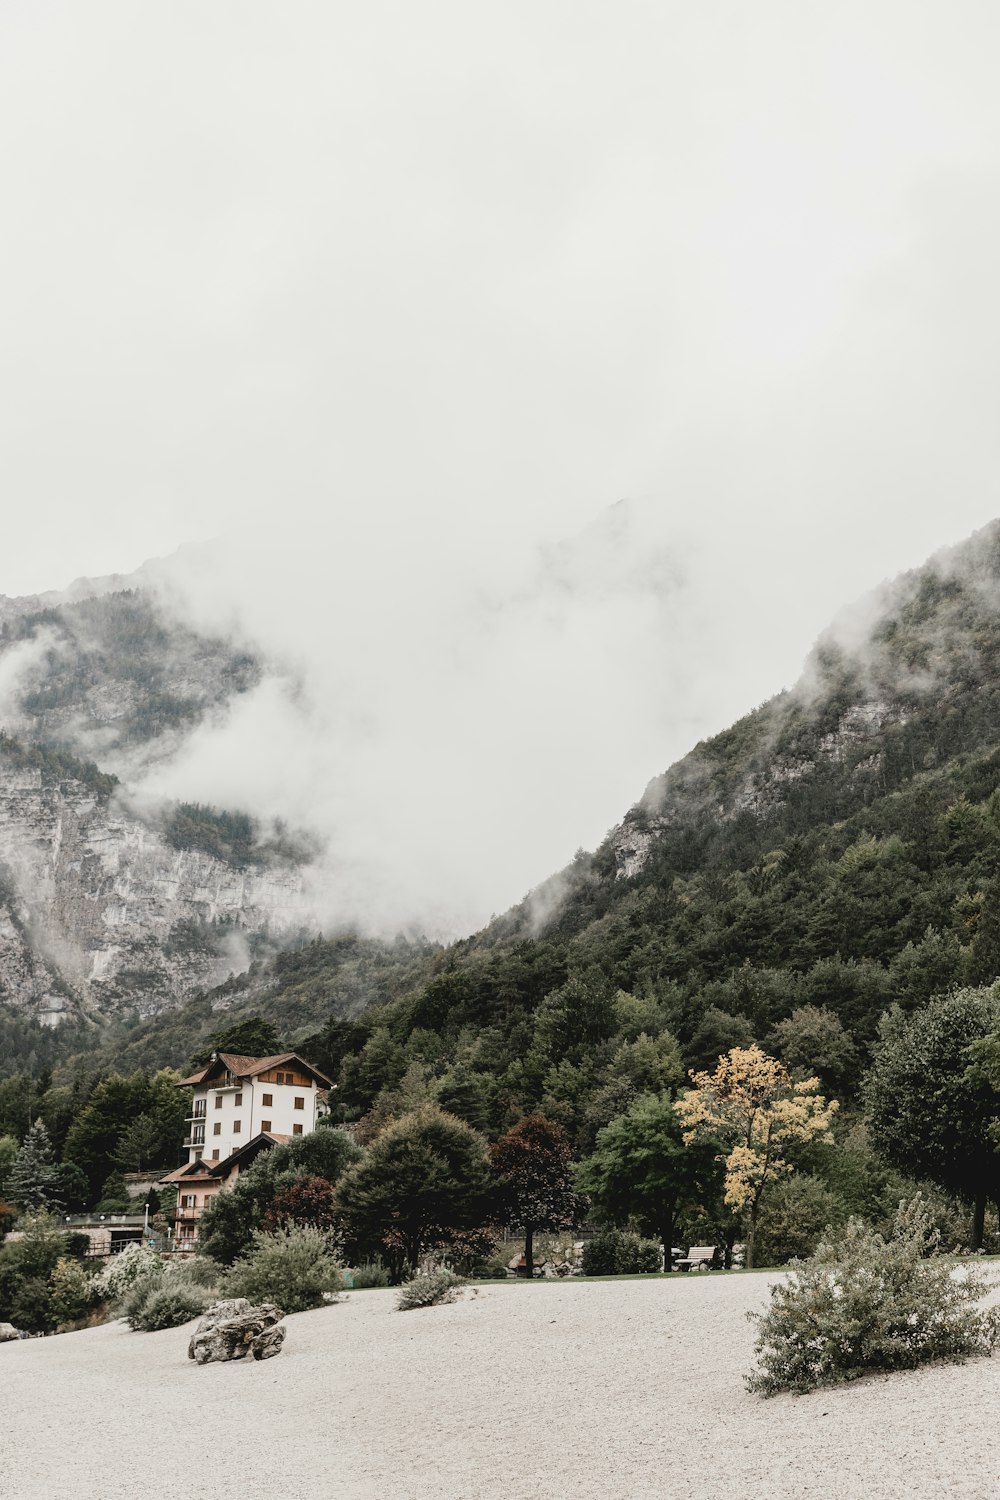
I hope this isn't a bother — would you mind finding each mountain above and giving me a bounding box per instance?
[0,585,313,1026]
[8,520,1000,1128]
[15,516,995,1118]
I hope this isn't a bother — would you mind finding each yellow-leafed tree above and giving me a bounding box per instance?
[676,1046,838,1269]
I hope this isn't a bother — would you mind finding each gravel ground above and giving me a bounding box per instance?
[3,1272,1000,1500]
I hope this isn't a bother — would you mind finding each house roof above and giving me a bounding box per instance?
[158,1131,291,1187]
[176,1051,334,1088]
[207,1131,290,1178]
[159,1158,218,1184]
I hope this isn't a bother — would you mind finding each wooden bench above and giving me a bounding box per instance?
[675,1245,717,1272]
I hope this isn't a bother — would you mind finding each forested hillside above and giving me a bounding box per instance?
[15,521,1000,1109]
[8,522,1000,1278]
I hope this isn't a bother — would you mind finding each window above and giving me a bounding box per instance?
[212,1150,220,1161]
[234,1092,243,1106]
[213,1122,221,1135]
[262,1093,273,1106]
[293,1124,303,1136]
[275,1071,285,1084]
[261,1120,271,1133]
[215,1094,223,1108]
[294,1096,304,1110]
[233,1120,241,1134]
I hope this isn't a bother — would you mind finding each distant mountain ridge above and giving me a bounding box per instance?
[8,520,1000,1098]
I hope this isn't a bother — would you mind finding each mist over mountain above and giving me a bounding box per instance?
[7,515,1000,1117]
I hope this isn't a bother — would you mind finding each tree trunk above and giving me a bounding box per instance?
[746,1202,758,1271]
[660,1204,676,1273]
[524,1223,534,1277]
[972,1190,987,1251]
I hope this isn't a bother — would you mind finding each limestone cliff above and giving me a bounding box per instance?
[0,581,310,1024]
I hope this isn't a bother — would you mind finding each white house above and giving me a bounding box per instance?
[161,1050,334,1252]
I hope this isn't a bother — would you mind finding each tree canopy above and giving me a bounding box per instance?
[864,988,1000,1247]
[578,1093,722,1268]
[335,1105,494,1280]
[677,1047,838,1267]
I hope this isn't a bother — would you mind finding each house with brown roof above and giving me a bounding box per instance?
[161,1051,333,1252]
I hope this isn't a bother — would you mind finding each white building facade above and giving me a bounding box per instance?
[181,1051,330,1165]
[163,1050,334,1252]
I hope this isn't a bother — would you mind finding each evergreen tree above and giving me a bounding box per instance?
[7,1119,63,1213]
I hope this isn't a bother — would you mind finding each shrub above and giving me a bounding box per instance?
[581,1229,661,1276]
[396,1269,465,1310]
[49,1257,97,1326]
[126,1281,213,1332]
[479,1255,512,1281]
[120,1266,165,1326]
[119,1257,222,1331]
[7,1276,55,1332]
[754,1174,846,1267]
[350,1260,390,1289]
[224,1225,344,1313]
[176,1255,221,1289]
[92,1243,161,1303]
[746,1198,1000,1396]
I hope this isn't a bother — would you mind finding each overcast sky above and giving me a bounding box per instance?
[3,3,1000,934]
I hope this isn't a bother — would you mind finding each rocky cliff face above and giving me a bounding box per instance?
[0,580,311,1025]
[0,759,309,1025]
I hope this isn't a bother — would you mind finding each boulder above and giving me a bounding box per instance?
[251,1323,287,1360]
[0,1323,19,1343]
[188,1301,286,1365]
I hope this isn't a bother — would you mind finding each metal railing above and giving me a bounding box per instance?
[62,1213,146,1226]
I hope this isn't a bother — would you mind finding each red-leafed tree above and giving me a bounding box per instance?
[263,1175,337,1233]
[490,1113,580,1276]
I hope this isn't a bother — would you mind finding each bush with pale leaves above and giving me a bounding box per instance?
[746,1197,1000,1396]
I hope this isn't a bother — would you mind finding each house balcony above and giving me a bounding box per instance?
[183,1136,207,1150]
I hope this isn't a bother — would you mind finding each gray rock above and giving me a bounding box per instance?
[251,1323,287,1360]
[188,1301,285,1365]
[0,1323,20,1343]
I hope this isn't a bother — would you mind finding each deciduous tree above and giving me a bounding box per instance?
[577,1095,721,1270]
[490,1113,580,1275]
[335,1105,493,1280]
[865,989,1000,1248]
[676,1046,838,1268]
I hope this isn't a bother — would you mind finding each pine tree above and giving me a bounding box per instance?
[7,1118,63,1213]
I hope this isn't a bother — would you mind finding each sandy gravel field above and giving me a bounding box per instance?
[2,1271,1000,1500]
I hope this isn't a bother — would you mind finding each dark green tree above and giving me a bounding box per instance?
[577,1095,722,1270]
[7,1119,63,1213]
[768,1006,858,1094]
[864,989,1000,1248]
[435,1064,490,1131]
[335,1105,494,1280]
[189,1015,284,1070]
